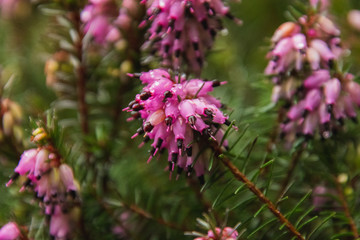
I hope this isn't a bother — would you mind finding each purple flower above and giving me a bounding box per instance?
[194,227,238,240]
[81,0,121,44]
[141,0,241,74]
[0,222,21,240]
[124,69,231,182]
[265,2,360,144]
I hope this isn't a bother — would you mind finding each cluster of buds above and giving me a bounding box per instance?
[44,51,72,88]
[0,98,23,142]
[194,227,238,240]
[6,127,80,240]
[124,69,231,182]
[265,1,360,143]
[140,0,241,74]
[0,222,22,240]
[81,0,121,44]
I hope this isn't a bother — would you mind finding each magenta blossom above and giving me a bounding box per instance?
[140,0,241,74]
[194,227,238,240]
[0,222,21,240]
[81,0,121,44]
[124,69,231,182]
[265,2,360,144]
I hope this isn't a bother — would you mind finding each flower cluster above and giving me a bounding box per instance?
[265,3,360,143]
[81,0,121,44]
[140,0,241,74]
[194,227,238,240]
[0,222,22,240]
[0,98,23,142]
[124,69,231,182]
[6,127,80,240]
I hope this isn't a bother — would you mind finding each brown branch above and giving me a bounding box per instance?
[334,176,359,239]
[70,11,89,136]
[213,145,304,240]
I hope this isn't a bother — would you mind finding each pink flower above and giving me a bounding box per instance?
[348,10,360,31]
[194,227,238,240]
[0,222,21,240]
[124,69,231,182]
[265,2,359,144]
[141,0,241,74]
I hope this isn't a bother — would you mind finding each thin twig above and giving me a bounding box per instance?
[334,176,359,239]
[212,144,304,240]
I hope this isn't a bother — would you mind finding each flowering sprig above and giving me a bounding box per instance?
[193,227,238,240]
[140,0,241,74]
[124,69,232,182]
[6,126,80,240]
[265,1,360,144]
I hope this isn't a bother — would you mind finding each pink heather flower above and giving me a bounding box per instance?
[124,69,231,182]
[0,222,21,240]
[348,10,360,31]
[140,0,241,74]
[7,133,80,240]
[265,2,360,143]
[194,227,238,240]
[81,0,121,44]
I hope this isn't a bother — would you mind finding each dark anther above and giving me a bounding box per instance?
[9,172,19,181]
[193,42,199,51]
[177,166,183,175]
[186,146,193,157]
[156,138,163,148]
[171,153,178,163]
[203,2,210,11]
[69,190,77,199]
[302,110,309,118]
[175,31,182,39]
[272,55,280,62]
[131,111,140,119]
[338,118,344,126]
[204,108,213,117]
[132,103,144,111]
[169,161,174,172]
[156,25,162,34]
[328,59,334,68]
[175,49,181,58]
[225,12,236,19]
[201,19,208,29]
[209,29,216,39]
[224,119,231,126]
[212,80,221,87]
[144,122,154,132]
[137,127,145,135]
[188,115,196,126]
[128,100,136,108]
[149,147,156,156]
[143,135,150,143]
[177,139,183,149]
[140,91,152,100]
[23,178,32,187]
[36,175,41,180]
[168,19,175,29]
[185,2,192,17]
[196,57,203,66]
[164,90,173,99]
[327,104,333,113]
[203,128,213,136]
[198,175,205,185]
[165,117,173,126]
[164,44,170,53]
